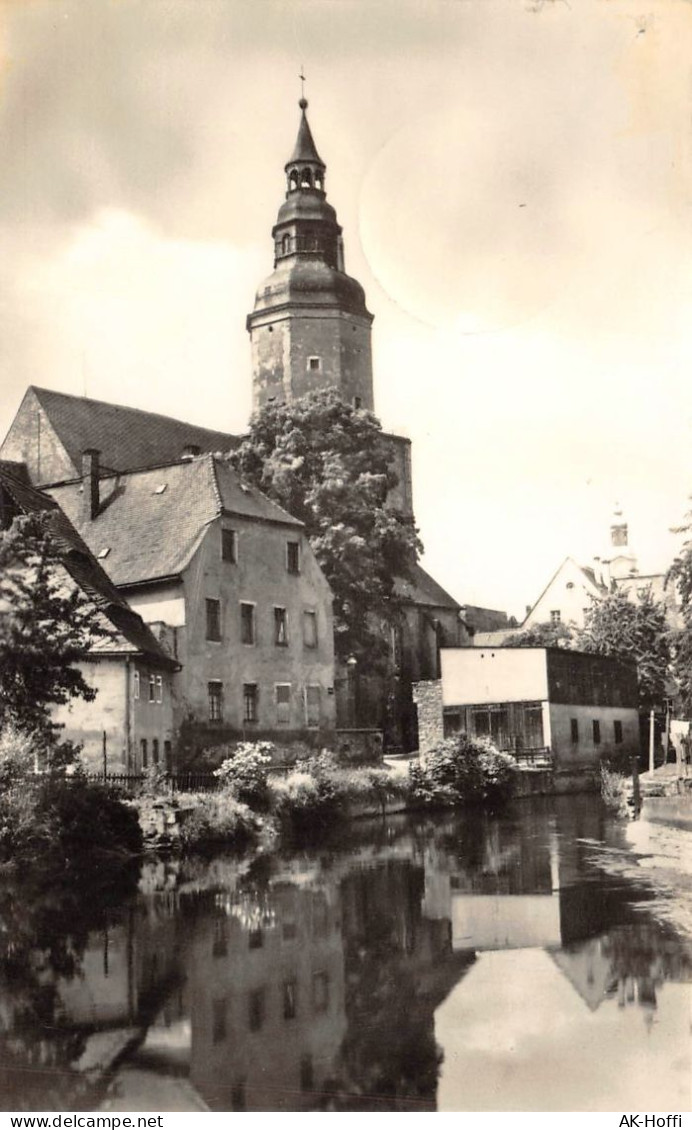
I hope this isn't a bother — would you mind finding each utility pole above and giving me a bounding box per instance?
[648,709,655,778]
[102,730,107,782]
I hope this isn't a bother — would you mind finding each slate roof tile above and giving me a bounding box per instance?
[48,454,302,588]
[30,386,240,480]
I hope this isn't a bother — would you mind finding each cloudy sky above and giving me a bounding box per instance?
[1,0,691,618]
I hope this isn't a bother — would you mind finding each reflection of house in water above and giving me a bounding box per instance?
[185,882,346,1112]
[56,904,182,1034]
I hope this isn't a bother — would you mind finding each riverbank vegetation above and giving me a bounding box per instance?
[134,736,519,853]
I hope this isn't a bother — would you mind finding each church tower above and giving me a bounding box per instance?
[247,98,375,412]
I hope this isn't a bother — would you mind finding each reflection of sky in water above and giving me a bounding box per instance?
[436,949,690,1112]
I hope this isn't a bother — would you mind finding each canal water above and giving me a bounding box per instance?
[1,794,690,1112]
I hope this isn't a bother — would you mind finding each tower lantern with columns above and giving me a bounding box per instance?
[247,97,375,413]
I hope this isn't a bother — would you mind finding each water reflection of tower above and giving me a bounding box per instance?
[185,882,346,1112]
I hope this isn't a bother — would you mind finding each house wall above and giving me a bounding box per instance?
[440,648,548,707]
[127,583,186,628]
[52,656,175,772]
[0,390,75,486]
[523,559,601,629]
[52,657,128,771]
[174,516,335,747]
[549,703,640,768]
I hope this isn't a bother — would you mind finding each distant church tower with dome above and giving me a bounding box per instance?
[247,96,376,415]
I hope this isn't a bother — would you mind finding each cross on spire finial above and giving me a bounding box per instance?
[299,66,307,109]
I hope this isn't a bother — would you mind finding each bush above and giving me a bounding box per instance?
[409,733,516,808]
[599,763,630,816]
[213,741,275,809]
[178,793,260,852]
[0,725,142,864]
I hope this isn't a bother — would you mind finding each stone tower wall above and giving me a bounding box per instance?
[251,309,373,413]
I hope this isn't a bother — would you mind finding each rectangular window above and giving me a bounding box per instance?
[155,674,163,703]
[133,670,140,701]
[283,979,297,1021]
[164,740,172,771]
[614,719,623,744]
[274,606,288,646]
[312,971,329,1013]
[303,610,318,648]
[550,610,561,625]
[300,1055,314,1093]
[222,528,238,563]
[570,718,579,744]
[140,738,148,769]
[243,683,258,724]
[208,681,223,723]
[231,1083,246,1113]
[307,356,321,371]
[354,396,362,409]
[276,683,291,725]
[149,674,156,703]
[286,541,300,574]
[212,918,227,958]
[206,598,221,641]
[248,928,263,950]
[248,988,265,1032]
[240,602,256,645]
[592,719,601,745]
[152,738,159,765]
[305,685,321,728]
[212,998,227,1045]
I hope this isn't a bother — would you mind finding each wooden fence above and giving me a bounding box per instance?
[79,772,220,793]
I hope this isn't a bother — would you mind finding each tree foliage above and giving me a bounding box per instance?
[0,512,108,753]
[576,587,671,710]
[666,508,692,716]
[229,390,422,667]
[507,620,576,649]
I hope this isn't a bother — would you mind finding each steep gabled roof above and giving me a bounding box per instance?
[0,467,177,668]
[395,563,461,611]
[48,454,302,589]
[522,556,608,626]
[28,386,240,481]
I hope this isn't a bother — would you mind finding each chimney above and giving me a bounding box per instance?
[181,443,201,460]
[81,449,100,520]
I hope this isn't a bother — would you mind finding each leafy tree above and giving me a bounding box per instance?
[0,511,108,756]
[576,587,671,711]
[507,620,575,648]
[229,390,422,668]
[666,511,692,716]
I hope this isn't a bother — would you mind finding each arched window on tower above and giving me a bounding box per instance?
[314,173,323,191]
[281,233,291,256]
[289,170,299,191]
[300,167,313,188]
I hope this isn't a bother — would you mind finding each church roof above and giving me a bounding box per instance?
[0,465,177,667]
[26,386,241,481]
[395,562,461,611]
[287,100,324,167]
[47,454,302,589]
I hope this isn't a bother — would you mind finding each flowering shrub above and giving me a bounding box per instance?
[409,733,516,808]
[178,794,260,851]
[213,741,275,809]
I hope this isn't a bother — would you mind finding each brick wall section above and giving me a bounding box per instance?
[412,679,444,755]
